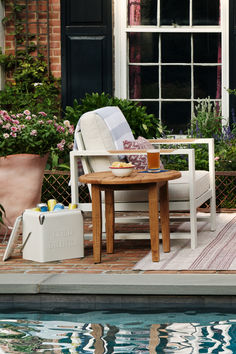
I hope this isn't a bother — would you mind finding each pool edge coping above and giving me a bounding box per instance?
[0,273,235,295]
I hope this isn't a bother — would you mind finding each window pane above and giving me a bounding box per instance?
[194,66,221,99]
[128,0,157,26]
[162,66,191,99]
[129,33,158,63]
[141,101,159,118]
[162,102,191,134]
[194,34,221,63]
[192,0,220,25]
[129,66,158,99]
[162,34,191,63]
[160,0,189,26]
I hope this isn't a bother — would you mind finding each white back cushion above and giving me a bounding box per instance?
[80,106,134,172]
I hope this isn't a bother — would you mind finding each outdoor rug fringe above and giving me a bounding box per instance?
[133,213,236,271]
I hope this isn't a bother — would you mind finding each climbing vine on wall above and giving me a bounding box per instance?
[0,0,61,116]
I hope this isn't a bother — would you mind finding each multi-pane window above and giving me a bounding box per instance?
[115,0,229,133]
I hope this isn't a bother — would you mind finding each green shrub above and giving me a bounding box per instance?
[64,92,165,139]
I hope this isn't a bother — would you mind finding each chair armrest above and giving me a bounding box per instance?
[150,138,215,203]
[149,138,212,145]
[70,148,191,157]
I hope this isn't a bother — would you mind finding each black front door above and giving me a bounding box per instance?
[61,0,112,110]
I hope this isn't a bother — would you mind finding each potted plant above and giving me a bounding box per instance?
[0,109,74,233]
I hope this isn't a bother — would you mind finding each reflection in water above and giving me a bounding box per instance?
[0,313,235,353]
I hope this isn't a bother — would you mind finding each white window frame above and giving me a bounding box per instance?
[114,0,229,124]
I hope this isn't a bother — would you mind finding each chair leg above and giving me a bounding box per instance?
[210,196,216,231]
[190,207,197,249]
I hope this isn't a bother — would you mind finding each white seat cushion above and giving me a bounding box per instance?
[112,170,210,203]
[168,170,210,201]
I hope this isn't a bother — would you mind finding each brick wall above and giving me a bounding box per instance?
[49,0,61,78]
[4,0,61,79]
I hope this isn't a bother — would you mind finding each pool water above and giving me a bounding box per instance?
[0,310,236,353]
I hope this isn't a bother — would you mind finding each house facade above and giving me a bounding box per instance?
[2,0,236,133]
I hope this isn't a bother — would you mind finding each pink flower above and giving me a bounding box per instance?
[214,156,220,161]
[11,126,18,132]
[2,123,11,130]
[57,143,64,151]
[38,111,47,117]
[25,116,32,120]
[3,133,9,139]
[38,120,44,124]
[12,119,20,125]
[57,126,65,132]
[47,120,53,124]
[57,139,66,151]
[30,130,37,136]
[24,110,31,115]
[2,114,11,122]
[0,119,3,125]
[69,126,74,134]
[10,132,17,137]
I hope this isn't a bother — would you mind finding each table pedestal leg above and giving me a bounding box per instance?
[148,183,159,262]
[91,184,102,263]
[105,189,114,254]
[160,182,170,253]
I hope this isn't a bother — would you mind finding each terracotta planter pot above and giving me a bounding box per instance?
[0,154,48,235]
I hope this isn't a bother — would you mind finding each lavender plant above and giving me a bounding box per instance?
[189,98,236,171]
[189,98,224,138]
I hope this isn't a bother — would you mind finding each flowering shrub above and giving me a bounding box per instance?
[0,110,74,157]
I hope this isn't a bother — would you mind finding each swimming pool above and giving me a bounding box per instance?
[0,309,236,353]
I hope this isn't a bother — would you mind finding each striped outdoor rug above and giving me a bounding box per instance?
[133,213,236,271]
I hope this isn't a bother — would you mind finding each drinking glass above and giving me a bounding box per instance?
[147,145,160,170]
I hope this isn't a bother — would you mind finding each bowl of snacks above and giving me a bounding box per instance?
[109,162,135,177]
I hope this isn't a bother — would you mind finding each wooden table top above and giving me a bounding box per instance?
[79,170,181,185]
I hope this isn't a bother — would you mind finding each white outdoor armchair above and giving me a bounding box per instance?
[70,106,216,249]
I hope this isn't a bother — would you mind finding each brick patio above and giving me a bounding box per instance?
[1,212,235,275]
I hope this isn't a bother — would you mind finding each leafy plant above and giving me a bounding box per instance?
[0,51,61,116]
[64,92,166,139]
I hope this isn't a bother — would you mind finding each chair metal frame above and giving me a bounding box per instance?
[70,133,216,249]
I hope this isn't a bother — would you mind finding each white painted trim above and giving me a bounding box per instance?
[114,0,127,98]
[126,26,222,33]
[115,0,229,124]
[221,0,230,123]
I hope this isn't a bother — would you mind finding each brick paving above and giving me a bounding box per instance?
[0,212,235,275]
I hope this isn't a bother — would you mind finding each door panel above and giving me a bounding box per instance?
[61,0,112,109]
